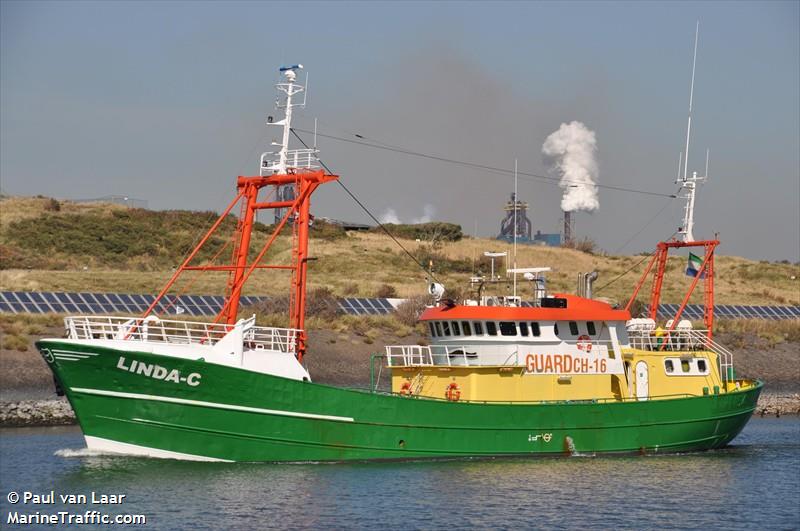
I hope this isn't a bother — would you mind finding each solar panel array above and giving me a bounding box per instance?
[646,303,800,320]
[0,291,796,320]
[0,291,397,317]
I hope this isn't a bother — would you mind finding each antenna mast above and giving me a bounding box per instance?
[677,22,707,243]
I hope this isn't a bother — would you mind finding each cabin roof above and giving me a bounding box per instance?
[419,294,630,322]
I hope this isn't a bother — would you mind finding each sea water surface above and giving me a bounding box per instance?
[1,418,798,530]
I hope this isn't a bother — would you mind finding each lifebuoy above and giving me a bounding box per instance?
[577,334,593,352]
[400,380,413,396]
[445,382,461,402]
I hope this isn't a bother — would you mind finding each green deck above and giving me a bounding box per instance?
[38,340,762,462]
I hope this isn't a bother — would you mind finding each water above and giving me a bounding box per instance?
[1,419,798,530]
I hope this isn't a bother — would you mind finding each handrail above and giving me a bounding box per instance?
[623,328,735,384]
[385,340,618,368]
[63,315,301,354]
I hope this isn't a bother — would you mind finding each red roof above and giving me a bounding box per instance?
[419,294,630,322]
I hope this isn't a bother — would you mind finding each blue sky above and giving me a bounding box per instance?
[1,1,798,261]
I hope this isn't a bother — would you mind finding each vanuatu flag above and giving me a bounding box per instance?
[686,252,706,279]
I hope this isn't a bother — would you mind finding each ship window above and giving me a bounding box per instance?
[461,321,471,336]
[531,322,541,337]
[429,322,436,337]
[587,321,597,335]
[486,322,498,336]
[697,359,707,373]
[434,322,442,337]
[681,360,690,373]
[442,321,451,336]
[451,321,461,336]
[554,323,559,336]
[499,321,517,336]
[665,359,674,373]
[569,321,579,336]
[473,321,483,335]
[519,322,529,336]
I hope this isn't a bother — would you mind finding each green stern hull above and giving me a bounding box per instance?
[37,340,762,462]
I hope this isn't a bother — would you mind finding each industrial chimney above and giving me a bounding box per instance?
[563,211,573,246]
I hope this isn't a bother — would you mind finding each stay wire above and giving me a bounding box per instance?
[293,127,677,199]
[290,128,440,283]
[612,189,681,255]
[594,229,678,295]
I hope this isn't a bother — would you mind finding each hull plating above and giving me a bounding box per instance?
[38,340,762,462]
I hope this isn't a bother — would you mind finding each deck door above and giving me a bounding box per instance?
[635,361,649,401]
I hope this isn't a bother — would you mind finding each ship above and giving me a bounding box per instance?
[36,65,761,462]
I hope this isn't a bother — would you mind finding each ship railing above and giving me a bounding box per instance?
[385,345,477,367]
[386,340,620,368]
[64,315,300,354]
[260,148,320,172]
[627,328,712,352]
[626,328,735,384]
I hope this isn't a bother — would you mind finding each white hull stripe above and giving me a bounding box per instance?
[84,435,232,462]
[70,387,355,423]
[50,349,99,358]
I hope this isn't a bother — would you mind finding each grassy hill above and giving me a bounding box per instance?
[1,196,798,307]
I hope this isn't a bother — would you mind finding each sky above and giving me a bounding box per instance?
[1,1,798,262]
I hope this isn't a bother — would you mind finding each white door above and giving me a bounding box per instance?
[635,361,649,401]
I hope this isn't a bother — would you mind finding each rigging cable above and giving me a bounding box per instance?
[593,230,678,295]
[290,129,440,283]
[293,127,678,199]
[612,191,681,255]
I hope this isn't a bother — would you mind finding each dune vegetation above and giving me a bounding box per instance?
[1,195,798,309]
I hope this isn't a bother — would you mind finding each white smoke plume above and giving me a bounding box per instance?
[411,204,436,224]
[379,204,436,224]
[542,121,599,212]
[379,208,401,224]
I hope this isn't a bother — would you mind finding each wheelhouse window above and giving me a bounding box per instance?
[486,322,498,336]
[586,321,597,335]
[664,357,709,376]
[519,322,529,337]
[569,321,579,336]
[429,322,436,337]
[461,321,472,336]
[442,321,451,336]
[434,322,442,337]
[473,321,483,335]
[499,321,517,336]
[451,321,461,336]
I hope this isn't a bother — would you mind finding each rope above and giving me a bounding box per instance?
[290,128,440,283]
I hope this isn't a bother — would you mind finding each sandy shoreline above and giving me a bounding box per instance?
[2,392,798,428]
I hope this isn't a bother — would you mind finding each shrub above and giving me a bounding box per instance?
[395,295,429,326]
[310,219,347,241]
[375,284,397,298]
[373,222,463,242]
[563,237,598,254]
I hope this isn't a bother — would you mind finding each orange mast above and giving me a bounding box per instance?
[143,65,337,362]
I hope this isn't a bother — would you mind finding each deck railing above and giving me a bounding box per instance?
[385,339,618,368]
[626,328,735,384]
[64,315,300,354]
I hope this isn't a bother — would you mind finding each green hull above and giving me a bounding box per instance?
[37,340,762,462]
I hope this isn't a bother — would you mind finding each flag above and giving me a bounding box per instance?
[686,252,706,279]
